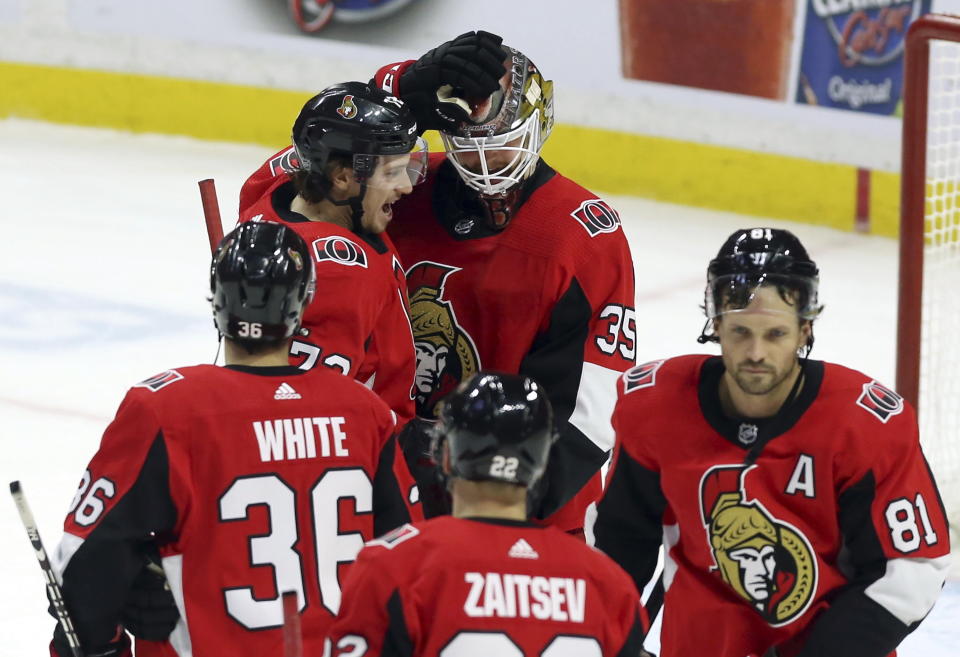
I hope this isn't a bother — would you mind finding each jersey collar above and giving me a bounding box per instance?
[697,356,824,453]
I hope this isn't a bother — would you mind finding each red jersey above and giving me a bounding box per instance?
[594,355,951,657]
[54,364,412,657]
[239,152,417,426]
[329,516,646,657]
[384,152,636,530]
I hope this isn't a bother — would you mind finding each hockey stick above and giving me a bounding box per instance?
[198,179,224,254]
[9,481,85,657]
[281,590,303,657]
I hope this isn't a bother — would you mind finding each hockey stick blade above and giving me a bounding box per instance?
[198,178,225,254]
[10,481,85,657]
[281,590,303,657]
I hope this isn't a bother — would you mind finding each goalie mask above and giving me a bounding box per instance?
[440,47,554,229]
[431,372,556,488]
[699,227,823,349]
[211,220,315,345]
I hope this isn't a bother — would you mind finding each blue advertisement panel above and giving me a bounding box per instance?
[796,0,933,115]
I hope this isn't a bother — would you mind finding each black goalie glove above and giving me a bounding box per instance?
[398,30,507,133]
[121,545,180,642]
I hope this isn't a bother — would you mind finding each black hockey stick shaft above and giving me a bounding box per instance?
[9,481,85,657]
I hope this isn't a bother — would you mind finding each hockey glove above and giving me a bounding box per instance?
[398,30,507,133]
[120,547,179,641]
[51,625,131,657]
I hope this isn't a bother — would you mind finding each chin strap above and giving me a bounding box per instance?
[327,182,368,234]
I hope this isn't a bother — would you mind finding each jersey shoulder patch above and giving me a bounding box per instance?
[366,523,420,549]
[569,198,622,237]
[855,380,905,423]
[623,359,665,394]
[134,370,184,392]
[311,235,369,269]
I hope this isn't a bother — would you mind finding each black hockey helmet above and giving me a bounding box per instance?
[292,81,426,183]
[432,372,556,487]
[210,220,315,345]
[699,227,822,345]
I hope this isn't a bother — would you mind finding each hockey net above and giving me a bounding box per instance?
[900,13,960,574]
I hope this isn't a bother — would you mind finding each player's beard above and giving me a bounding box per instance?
[732,359,797,396]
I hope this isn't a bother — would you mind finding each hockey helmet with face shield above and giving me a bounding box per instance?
[699,227,823,349]
[440,47,554,201]
[292,82,428,233]
[211,220,315,346]
[431,372,556,488]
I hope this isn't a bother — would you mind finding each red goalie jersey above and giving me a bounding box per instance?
[54,364,412,657]
[384,152,637,530]
[329,516,647,657]
[594,355,951,657]
[240,154,417,425]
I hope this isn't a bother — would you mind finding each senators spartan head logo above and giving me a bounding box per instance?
[337,95,358,119]
[700,465,817,626]
[856,381,904,423]
[312,236,368,268]
[570,199,621,237]
[405,261,481,418]
[623,359,664,394]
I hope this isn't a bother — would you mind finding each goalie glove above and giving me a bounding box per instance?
[398,30,507,133]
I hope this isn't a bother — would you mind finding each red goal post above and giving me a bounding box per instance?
[899,12,960,566]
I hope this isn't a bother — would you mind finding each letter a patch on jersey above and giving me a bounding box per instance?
[623,360,665,394]
[856,381,904,423]
[134,370,184,392]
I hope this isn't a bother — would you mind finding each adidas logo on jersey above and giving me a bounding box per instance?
[507,538,539,560]
[274,382,301,400]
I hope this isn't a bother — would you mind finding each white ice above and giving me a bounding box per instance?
[0,119,955,656]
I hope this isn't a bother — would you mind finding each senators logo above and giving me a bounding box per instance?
[337,95,358,119]
[312,236,368,268]
[134,370,184,392]
[700,465,817,626]
[406,261,481,418]
[570,199,621,237]
[268,147,301,176]
[623,360,664,394]
[856,380,904,423]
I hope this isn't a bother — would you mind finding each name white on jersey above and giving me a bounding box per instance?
[463,572,586,623]
[252,417,349,462]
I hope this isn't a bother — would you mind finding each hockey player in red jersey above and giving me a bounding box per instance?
[49,221,414,657]
[592,228,951,657]
[239,82,428,426]
[369,31,637,530]
[328,372,649,657]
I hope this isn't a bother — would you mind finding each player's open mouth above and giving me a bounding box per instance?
[382,203,393,220]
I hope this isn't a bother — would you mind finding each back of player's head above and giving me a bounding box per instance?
[440,46,555,198]
[210,220,315,347]
[699,227,823,348]
[433,371,556,488]
[292,81,425,182]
